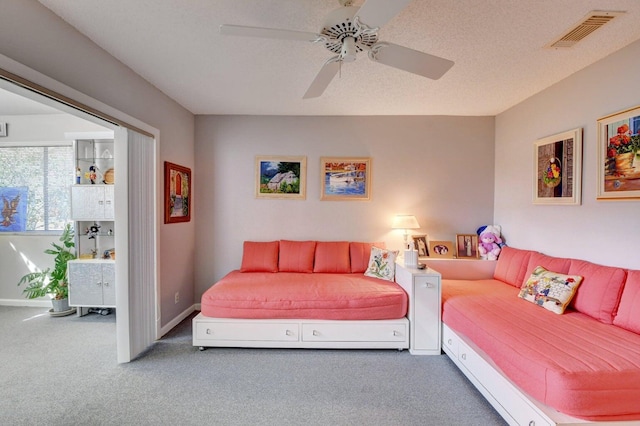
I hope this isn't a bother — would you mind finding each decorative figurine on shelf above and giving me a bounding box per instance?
[88,164,98,184]
[477,225,504,261]
[86,222,101,240]
[76,167,82,184]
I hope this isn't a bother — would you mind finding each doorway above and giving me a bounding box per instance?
[0,74,159,362]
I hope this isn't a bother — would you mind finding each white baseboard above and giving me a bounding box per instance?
[0,298,51,308]
[159,304,196,337]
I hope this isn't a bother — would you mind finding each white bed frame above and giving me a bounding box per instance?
[193,313,409,350]
[442,324,640,426]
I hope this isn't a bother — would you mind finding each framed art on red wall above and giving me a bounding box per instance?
[164,161,191,223]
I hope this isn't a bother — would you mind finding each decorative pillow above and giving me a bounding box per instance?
[240,241,279,272]
[314,241,351,273]
[350,242,386,273]
[364,246,398,282]
[518,266,583,314]
[613,269,640,334]
[278,240,316,273]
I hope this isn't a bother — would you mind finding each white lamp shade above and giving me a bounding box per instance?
[392,215,420,230]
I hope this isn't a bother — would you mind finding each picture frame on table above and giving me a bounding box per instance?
[428,241,454,258]
[411,234,429,257]
[533,128,582,205]
[320,157,371,201]
[164,161,191,224]
[255,155,307,200]
[456,234,478,258]
[597,106,640,200]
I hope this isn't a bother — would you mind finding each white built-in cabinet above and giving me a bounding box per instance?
[394,260,442,355]
[68,260,116,307]
[68,138,116,314]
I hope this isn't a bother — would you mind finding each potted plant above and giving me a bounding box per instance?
[17,223,76,314]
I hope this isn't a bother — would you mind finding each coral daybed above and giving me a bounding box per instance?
[193,240,409,350]
[441,246,640,425]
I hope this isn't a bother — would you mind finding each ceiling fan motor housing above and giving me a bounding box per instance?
[321,6,378,60]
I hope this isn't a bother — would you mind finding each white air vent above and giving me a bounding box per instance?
[546,11,625,48]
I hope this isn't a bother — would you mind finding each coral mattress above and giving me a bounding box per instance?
[201,271,408,320]
[441,279,640,421]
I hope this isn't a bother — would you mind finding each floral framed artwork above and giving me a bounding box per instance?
[533,128,582,205]
[164,161,191,223]
[456,234,478,258]
[320,157,371,201]
[411,234,429,257]
[428,241,454,258]
[256,156,306,199]
[597,106,640,199]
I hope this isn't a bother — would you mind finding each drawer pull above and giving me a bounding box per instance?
[529,421,535,426]
[393,330,399,336]
[312,330,319,336]
[447,339,452,345]
[103,282,109,287]
[96,281,102,287]
[286,330,293,336]
[461,353,467,360]
[206,328,212,335]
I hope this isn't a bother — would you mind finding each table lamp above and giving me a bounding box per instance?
[392,214,420,249]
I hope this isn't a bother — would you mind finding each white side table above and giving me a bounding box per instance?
[395,260,442,355]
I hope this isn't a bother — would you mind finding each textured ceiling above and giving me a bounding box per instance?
[34,0,640,116]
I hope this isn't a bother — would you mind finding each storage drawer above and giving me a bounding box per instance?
[458,339,552,426]
[302,322,407,342]
[441,324,458,357]
[195,321,299,342]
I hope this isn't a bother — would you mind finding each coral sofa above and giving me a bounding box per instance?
[441,246,640,425]
[193,240,410,350]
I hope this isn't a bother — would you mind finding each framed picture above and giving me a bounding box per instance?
[411,234,429,257]
[597,106,640,199]
[320,157,371,201]
[533,128,582,205]
[256,156,306,199]
[429,241,454,258]
[0,186,27,232]
[164,161,191,223]
[456,234,478,258]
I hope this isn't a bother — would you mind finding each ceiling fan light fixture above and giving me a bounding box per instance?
[341,37,357,62]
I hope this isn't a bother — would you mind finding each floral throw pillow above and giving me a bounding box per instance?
[518,266,583,314]
[364,247,399,282]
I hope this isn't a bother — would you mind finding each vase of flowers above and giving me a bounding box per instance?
[607,123,640,176]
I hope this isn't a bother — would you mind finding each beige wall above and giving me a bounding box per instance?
[194,115,495,297]
[495,38,640,269]
[0,0,195,326]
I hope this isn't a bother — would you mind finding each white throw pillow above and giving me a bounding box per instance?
[364,246,398,282]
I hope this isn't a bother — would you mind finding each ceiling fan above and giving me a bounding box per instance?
[220,0,454,99]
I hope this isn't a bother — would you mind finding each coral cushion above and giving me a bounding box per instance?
[523,252,571,287]
[240,241,279,272]
[569,259,627,324]
[278,240,316,273]
[493,247,534,287]
[314,241,351,273]
[614,269,640,333]
[201,271,408,320]
[350,242,386,273]
[442,279,640,421]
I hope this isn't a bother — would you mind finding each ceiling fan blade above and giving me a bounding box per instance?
[219,24,322,42]
[355,0,412,29]
[368,42,454,80]
[303,57,341,99]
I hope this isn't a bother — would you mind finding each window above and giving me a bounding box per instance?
[0,144,73,231]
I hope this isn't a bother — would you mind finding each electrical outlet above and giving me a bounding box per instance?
[174,291,180,304]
